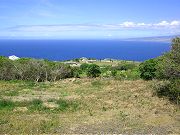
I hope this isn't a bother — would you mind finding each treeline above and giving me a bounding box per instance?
[0,56,140,82]
[0,57,73,82]
[139,37,180,104]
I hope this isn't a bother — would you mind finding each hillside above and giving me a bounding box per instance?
[0,78,179,134]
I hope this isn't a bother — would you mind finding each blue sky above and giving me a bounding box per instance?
[0,0,180,39]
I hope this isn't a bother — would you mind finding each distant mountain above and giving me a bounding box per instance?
[125,35,180,42]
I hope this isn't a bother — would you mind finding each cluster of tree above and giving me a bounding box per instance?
[0,55,142,84]
[80,63,101,78]
[139,37,180,104]
[0,57,104,82]
[0,57,73,82]
[79,62,139,79]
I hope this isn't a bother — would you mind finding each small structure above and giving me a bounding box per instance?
[80,57,88,63]
[87,59,97,63]
[9,55,19,61]
[102,58,112,62]
[64,61,81,67]
[80,57,97,63]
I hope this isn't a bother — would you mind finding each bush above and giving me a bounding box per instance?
[72,67,82,78]
[153,37,180,104]
[156,38,180,80]
[153,80,180,104]
[169,79,180,104]
[126,69,140,80]
[0,56,17,80]
[139,59,157,80]
[113,62,137,71]
[111,69,117,77]
[87,64,101,78]
[153,80,171,97]
[119,63,137,71]
[80,63,89,71]
[0,57,75,82]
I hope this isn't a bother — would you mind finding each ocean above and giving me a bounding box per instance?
[0,39,170,61]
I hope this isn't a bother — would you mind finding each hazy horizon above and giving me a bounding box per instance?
[0,0,180,39]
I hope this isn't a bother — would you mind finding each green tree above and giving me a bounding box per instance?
[80,63,89,71]
[87,64,101,78]
[155,37,180,104]
[139,59,157,80]
[163,38,180,79]
[0,56,16,80]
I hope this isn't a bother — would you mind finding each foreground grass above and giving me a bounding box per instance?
[0,79,179,134]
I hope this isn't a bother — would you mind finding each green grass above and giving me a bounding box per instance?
[28,99,45,111]
[56,99,79,112]
[18,81,37,89]
[0,99,15,110]
[4,90,19,96]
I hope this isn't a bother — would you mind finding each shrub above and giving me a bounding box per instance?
[0,56,17,80]
[139,59,157,80]
[87,64,101,78]
[125,69,140,80]
[111,69,117,77]
[72,67,82,78]
[153,80,171,97]
[169,79,180,104]
[115,71,127,80]
[156,38,180,80]
[153,37,180,104]
[0,57,75,82]
[80,63,89,71]
[119,63,136,71]
[153,80,180,104]
[113,62,137,71]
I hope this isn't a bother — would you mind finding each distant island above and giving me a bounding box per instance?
[124,35,180,42]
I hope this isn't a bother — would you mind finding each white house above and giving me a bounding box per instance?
[8,55,20,61]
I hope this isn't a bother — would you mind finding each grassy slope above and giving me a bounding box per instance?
[0,78,179,134]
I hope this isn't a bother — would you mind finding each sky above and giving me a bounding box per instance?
[0,0,180,39]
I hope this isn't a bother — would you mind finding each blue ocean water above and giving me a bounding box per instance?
[0,40,170,61]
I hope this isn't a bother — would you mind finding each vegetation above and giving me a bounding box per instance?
[0,79,179,134]
[155,37,180,104]
[0,57,73,82]
[139,37,180,103]
[87,64,101,78]
[0,56,141,82]
[0,38,180,134]
[139,59,158,80]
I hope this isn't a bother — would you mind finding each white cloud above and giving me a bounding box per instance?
[137,23,146,26]
[4,20,180,33]
[120,22,136,27]
[170,21,180,26]
[155,21,169,26]
[154,20,180,27]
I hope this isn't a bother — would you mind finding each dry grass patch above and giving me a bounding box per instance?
[0,78,179,134]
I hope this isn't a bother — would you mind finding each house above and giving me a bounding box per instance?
[8,55,19,61]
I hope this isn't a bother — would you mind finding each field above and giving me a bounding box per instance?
[0,78,179,134]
